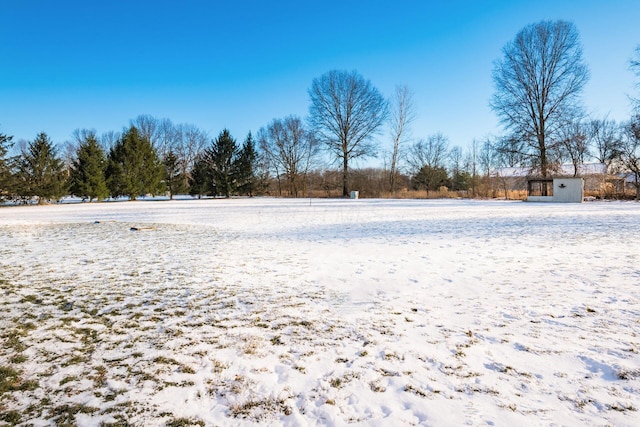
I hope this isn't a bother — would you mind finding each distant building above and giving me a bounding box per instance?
[526,177,584,203]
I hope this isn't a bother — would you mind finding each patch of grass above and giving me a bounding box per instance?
[75,327,100,344]
[3,329,27,352]
[180,365,195,374]
[404,384,427,397]
[60,375,78,386]
[369,381,386,392]
[62,354,89,367]
[229,397,290,420]
[90,365,108,387]
[154,356,180,365]
[18,379,39,391]
[212,359,228,373]
[0,410,21,424]
[270,335,283,345]
[0,366,20,393]
[10,354,27,364]
[165,418,205,427]
[51,404,99,425]
[617,369,640,380]
[20,294,42,304]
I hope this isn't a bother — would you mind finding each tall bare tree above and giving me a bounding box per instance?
[130,114,159,150]
[491,20,590,178]
[308,70,388,196]
[406,133,449,195]
[632,45,640,110]
[621,116,640,199]
[587,117,622,173]
[100,130,121,152]
[558,120,589,176]
[174,123,208,188]
[258,116,318,197]
[388,85,415,192]
[156,118,177,159]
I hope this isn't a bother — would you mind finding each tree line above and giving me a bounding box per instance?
[1,20,640,203]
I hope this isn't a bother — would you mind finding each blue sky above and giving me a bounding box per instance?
[1,0,639,165]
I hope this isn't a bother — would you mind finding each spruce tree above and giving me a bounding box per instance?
[206,129,239,198]
[0,132,15,201]
[163,149,186,200]
[237,132,257,196]
[70,132,108,201]
[17,132,67,204]
[106,126,164,200]
[188,155,211,198]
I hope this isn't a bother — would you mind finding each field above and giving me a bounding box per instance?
[1,198,639,426]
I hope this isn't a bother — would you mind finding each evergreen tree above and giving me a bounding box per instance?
[163,149,187,200]
[70,132,108,201]
[106,126,164,200]
[0,132,16,201]
[412,165,449,195]
[237,132,258,196]
[188,154,211,198]
[206,129,239,198]
[17,132,67,204]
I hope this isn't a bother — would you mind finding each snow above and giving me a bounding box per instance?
[0,198,639,426]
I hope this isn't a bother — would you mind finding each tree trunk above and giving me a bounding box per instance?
[342,156,349,197]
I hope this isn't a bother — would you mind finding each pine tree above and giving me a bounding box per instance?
[0,132,15,201]
[188,155,211,198]
[70,132,108,201]
[163,149,186,200]
[106,126,164,200]
[205,129,239,198]
[237,132,258,196]
[17,132,67,204]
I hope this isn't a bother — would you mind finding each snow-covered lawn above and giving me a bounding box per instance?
[0,198,639,426]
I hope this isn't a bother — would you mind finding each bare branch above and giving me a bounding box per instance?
[491,20,589,177]
[309,70,388,196]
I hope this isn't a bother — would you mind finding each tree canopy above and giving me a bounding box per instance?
[309,69,388,196]
[491,20,589,178]
[106,126,164,200]
[17,132,67,204]
[70,131,109,201]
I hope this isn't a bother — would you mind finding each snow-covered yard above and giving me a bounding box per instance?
[0,198,639,426]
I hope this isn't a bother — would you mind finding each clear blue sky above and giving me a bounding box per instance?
[1,0,638,165]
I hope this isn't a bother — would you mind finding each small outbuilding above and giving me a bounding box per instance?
[526,177,584,203]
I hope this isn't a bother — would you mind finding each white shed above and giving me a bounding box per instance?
[526,177,584,203]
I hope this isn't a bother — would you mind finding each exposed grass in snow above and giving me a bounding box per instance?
[0,198,639,426]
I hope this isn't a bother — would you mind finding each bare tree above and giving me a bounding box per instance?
[491,20,590,179]
[100,130,121,152]
[308,70,388,197]
[388,85,415,192]
[406,133,449,195]
[130,114,159,149]
[620,116,640,199]
[586,117,623,173]
[558,120,589,176]
[632,45,640,110]
[174,123,208,186]
[449,145,470,191]
[258,116,318,197]
[156,118,177,159]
